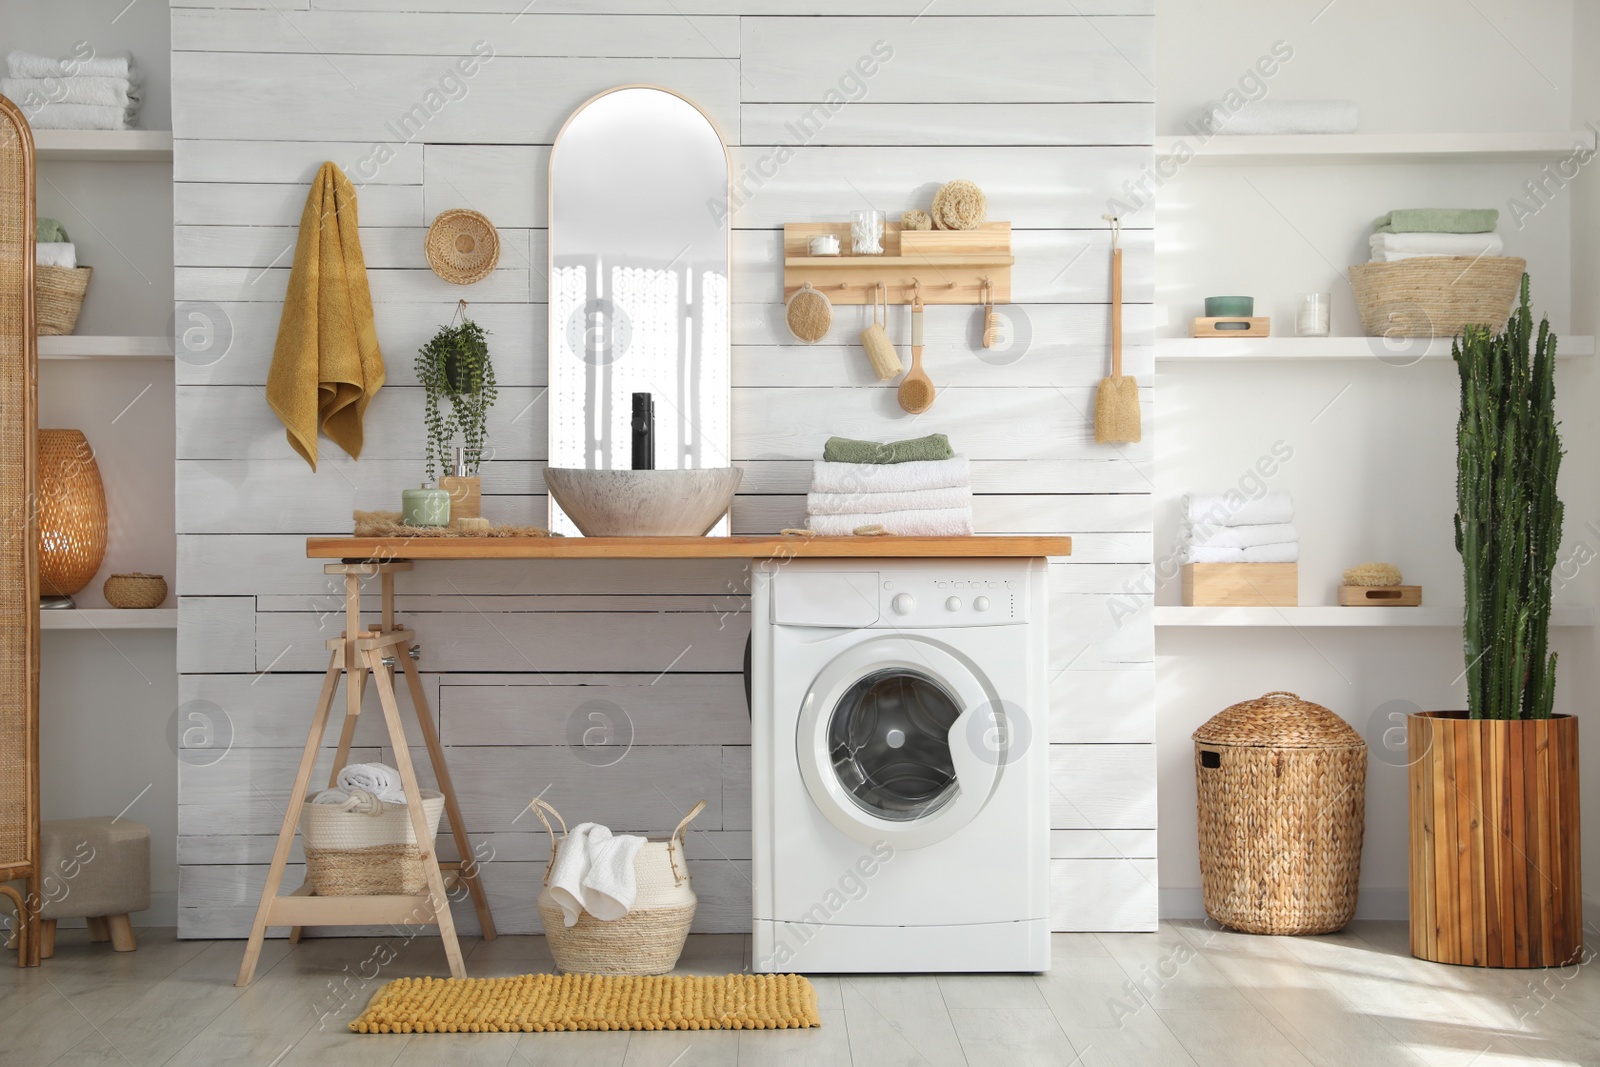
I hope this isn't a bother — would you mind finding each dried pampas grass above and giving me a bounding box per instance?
[931,179,986,230]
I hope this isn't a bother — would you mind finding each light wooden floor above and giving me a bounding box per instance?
[3,921,1597,1066]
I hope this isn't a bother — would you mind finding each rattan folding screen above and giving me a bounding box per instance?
[0,95,41,968]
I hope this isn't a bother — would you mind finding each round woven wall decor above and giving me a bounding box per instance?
[426,209,501,285]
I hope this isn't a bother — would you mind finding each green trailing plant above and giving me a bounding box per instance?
[416,313,497,480]
[1453,275,1563,720]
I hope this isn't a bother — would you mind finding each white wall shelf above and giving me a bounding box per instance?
[1155,131,1595,165]
[39,335,172,360]
[40,608,176,630]
[1156,335,1596,362]
[32,129,173,161]
[1156,606,1596,628]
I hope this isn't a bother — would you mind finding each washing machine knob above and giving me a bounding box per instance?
[891,593,915,615]
[945,596,962,612]
[974,596,991,612]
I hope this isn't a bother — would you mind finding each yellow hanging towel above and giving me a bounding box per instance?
[266,161,385,469]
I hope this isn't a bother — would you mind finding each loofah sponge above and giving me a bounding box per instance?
[1343,562,1402,587]
[901,209,932,231]
[785,283,832,343]
[931,179,986,230]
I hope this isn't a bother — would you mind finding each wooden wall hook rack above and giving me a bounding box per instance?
[783,221,1013,305]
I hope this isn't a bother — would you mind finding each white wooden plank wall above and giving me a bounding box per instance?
[171,4,1156,938]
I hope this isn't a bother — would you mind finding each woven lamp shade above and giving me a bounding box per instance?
[426,209,500,284]
[38,430,107,598]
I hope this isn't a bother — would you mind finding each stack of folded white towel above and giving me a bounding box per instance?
[3,50,141,131]
[312,762,407,807]
[806,440,973,536]
[1369,209,1501,262]
[1179,492,1298,564]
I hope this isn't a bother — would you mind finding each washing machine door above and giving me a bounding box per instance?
[796,635,1004,850]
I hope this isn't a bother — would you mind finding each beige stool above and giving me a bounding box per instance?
[39,817,150,958]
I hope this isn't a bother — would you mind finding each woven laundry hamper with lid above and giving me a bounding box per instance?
[1194,691,1366,935]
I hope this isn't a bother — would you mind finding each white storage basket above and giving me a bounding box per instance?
[529,797,705,975]
[300,789,445,896]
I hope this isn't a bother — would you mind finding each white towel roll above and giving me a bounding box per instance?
[809,456,970,495]
[35,243,76,269]
[806,484,971,516]
[7,50,138,83]
[1207,99,1358,135]
[807,508,974,537]
[336,762,406,805]
[1183,492,1293,528]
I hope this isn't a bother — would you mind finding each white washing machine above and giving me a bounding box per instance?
[750,558,1051,974]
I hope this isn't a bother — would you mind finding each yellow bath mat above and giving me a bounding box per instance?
[349,973,821,1034]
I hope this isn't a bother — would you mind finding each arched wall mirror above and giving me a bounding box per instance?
[547,86,732,536]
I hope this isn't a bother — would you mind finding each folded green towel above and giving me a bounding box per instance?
[823,433,954,464]
[1374,208,1498,234]
[36,217,67,243]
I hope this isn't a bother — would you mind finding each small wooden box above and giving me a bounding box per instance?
[1191,316,1270,338]
[1182,563,1298,607]
[1338,585,1422,607]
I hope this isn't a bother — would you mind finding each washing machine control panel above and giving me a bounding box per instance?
[876,572,1026,626]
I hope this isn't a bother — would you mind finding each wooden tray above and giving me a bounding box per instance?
[1191,316,1270,338]
[1338,584,1422,606]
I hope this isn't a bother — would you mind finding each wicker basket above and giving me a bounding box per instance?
[528,797,704,975]
[425,209,500,284]
[300,789,445,896]
[1349,256,1524,338]
[37,265,90,335]
[1194,691,1366,935]
[103,573,167,609]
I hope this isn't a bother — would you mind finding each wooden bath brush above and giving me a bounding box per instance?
[898,290,934,413]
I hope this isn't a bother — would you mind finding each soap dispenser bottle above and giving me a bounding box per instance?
[631,392,655,471]
[438,445,481,519]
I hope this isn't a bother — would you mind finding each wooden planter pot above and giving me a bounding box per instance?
[1407,712,1582,967]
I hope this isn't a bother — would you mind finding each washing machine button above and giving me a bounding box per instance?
[885,728,906,749]
[974,596,991,612]
[891,593,915,615]
[945,596,962,612]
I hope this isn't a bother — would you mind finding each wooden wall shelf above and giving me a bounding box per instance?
[782,221,1013,305]
[308,534,1072,561]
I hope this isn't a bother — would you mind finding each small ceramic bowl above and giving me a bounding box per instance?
[1205,296,1254,317]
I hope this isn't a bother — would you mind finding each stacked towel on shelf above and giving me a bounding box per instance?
[4,51,141,130]
[547,823,648,925]
[1179,492,1299,564]
[806,435,973,536]
[35,243,76,269]
[311,762,408,806]
[1205,99,1358,135]
[1369,209,1500,263]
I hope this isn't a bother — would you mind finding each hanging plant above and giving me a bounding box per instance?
[416,305,497,480]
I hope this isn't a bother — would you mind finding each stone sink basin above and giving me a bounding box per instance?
[542,467,743,537]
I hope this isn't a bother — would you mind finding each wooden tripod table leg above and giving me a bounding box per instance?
[401,652,496,941]
[236,649,343,988]
[366,646,466,980]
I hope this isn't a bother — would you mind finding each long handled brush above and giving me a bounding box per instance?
[1094,214,1141,443]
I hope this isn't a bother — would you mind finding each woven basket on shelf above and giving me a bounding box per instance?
[37,265,90,335]
[103,573,167,609]
[1194,691,1366,935]
[529,797,704,975]
[425,209,500,285]
[300,790,445,896]
[1348,256,1524,339]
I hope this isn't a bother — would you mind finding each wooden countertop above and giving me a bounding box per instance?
[306,535,1072,560]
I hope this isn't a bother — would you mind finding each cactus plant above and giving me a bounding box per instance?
[1453,275,1563,720]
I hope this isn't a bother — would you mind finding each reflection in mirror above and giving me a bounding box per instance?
[548,86,731,535]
